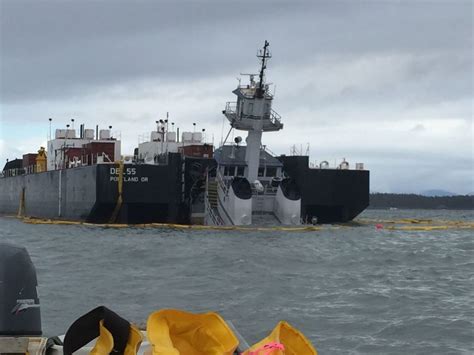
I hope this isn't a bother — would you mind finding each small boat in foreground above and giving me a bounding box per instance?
[0,243,318,354]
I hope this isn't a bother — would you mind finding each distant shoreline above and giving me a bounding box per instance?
[369,193,474,210]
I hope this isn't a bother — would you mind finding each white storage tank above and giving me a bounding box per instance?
[166,132,176,142]
[151,131,161,142]
[99,129,110,140]
[84,129,95,140]
[192,132,202,142]
[55,129,66,139]
[65,129,76,139]
[182,132,193,142]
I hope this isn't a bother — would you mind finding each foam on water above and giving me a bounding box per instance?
[1,209,473,354]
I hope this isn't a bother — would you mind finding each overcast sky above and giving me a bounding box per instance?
[1,0,472,194]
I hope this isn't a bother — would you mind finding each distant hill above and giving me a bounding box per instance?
[369,193,474,210]
[421,189,457,197]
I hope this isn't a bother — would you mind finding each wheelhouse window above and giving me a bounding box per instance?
[264,103,271,117]
[236,166,245,176]
[265,167,277,177]
[224,166,239,176]
[258,167,265,177]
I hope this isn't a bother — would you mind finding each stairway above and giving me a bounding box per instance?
[253,195,265,213]
[205,180,225,225]
[207,181,218,209]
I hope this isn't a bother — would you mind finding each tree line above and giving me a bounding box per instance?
[369,193,474,210]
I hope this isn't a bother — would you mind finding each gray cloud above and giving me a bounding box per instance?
[0,0,472,194]
[1,1,471,102]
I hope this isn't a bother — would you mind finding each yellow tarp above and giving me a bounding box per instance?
[243,321,317,355]
[147,309,239,355]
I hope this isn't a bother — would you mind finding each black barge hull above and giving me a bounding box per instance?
[279,155,369,223]
[0,154,186,224]
[1,153,369,224]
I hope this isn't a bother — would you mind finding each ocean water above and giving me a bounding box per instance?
[1,209,473,354]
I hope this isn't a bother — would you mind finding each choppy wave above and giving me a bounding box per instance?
[1,209,473,354]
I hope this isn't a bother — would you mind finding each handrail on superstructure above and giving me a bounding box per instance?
[251,184,278,196]
[216,170,229,196]
[204,195,222,226]
[224,102,281,126]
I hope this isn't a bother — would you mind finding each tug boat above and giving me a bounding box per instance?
[200,41,369,226]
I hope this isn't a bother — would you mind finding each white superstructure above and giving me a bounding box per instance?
[223,40,283,182]
[204,41,301,226]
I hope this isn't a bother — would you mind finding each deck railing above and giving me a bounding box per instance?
[205,172,224,226]
[215,170,229,197]
[224,102,281,126]
[204,195,223,226]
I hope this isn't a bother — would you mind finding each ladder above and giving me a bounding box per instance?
[205,180,225,225]
[207,181,218,209]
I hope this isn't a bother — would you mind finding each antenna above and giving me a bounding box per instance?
[159,119,164,140]
[220,115,225,147]
[256,40,271,97]
[48,118,52,140]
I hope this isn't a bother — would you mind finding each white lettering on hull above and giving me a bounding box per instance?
[109,176,148,183]
[109,167,148,183]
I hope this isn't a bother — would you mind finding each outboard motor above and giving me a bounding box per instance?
[0,243,41,335]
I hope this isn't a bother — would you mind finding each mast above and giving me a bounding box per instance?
[222,41,283,183]
[256,40,271,98]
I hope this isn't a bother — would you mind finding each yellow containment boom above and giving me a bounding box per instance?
[242,321,318,355]
[147,309,239,355]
